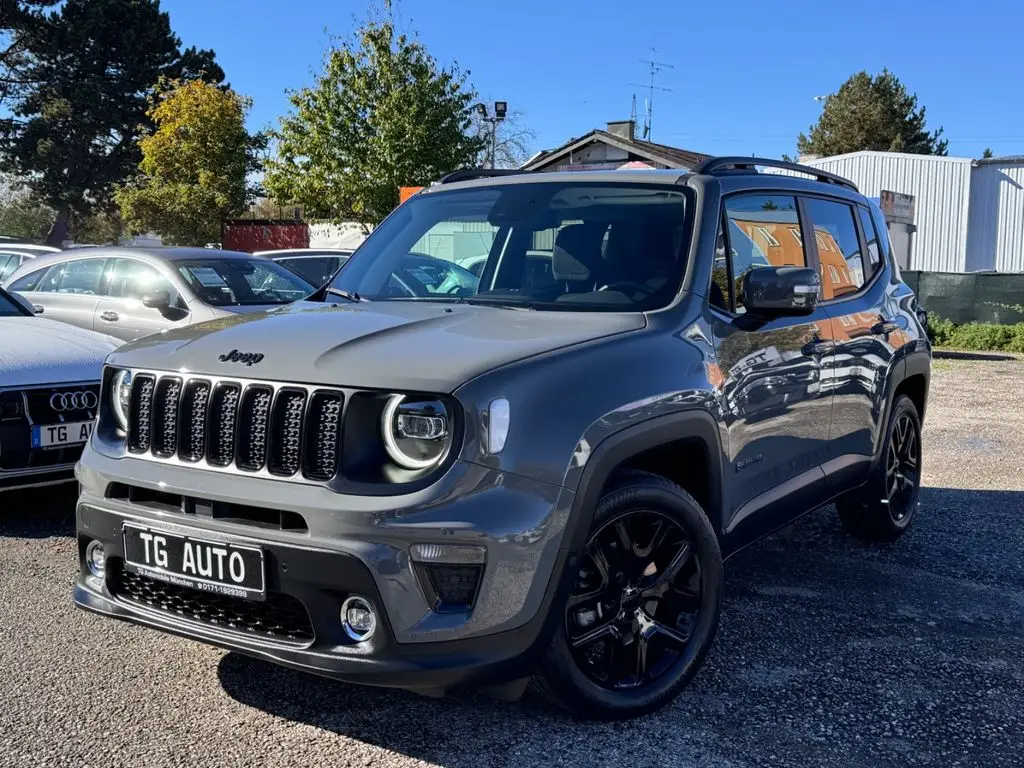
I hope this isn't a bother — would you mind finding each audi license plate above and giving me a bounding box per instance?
[122,524,265,601]
[31,420,94,448]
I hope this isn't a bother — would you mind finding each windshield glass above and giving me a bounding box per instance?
[327,181,691,311]
[176,258,314,306]
[0,288,29,317]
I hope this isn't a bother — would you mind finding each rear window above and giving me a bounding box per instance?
[7,266,45,292]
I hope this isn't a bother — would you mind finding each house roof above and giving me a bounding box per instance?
[522,129,711,171]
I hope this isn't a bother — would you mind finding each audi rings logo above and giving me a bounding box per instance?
[49,391,99,412]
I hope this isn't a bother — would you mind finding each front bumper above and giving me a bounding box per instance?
[73,447,576,691]
[0,465,76,492]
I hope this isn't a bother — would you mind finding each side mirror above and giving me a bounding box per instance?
[742,266,819,316]
[141,289,171,310]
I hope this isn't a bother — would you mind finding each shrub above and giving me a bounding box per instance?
[927,315,1024,352]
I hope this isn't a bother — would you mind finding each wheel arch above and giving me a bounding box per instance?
[564,409,727,559]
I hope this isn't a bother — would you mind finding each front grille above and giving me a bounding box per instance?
[126,374,344,481]
[112,567,314,643]
[0,383,99,471]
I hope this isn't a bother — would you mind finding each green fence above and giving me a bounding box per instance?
[903,271,1024,325]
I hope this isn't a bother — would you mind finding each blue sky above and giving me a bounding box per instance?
[163,0,1023,160]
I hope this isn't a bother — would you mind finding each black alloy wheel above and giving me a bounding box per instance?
[836,394,923,542]
[885,411,920,523]
[566,510,702,691]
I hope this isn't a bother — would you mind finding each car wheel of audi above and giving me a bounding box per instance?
[534,471,722,719]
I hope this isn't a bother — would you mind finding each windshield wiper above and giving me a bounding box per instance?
[325,287,364,303]
[462,296,535,310]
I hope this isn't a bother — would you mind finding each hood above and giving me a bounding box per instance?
[0,317,121,388]
[107,300,646,392]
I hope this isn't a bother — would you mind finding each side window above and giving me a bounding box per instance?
[105,259,181,306]
[277,256,337,287]
[803,198,865,300]
[0,254,16,282]
[709,219,731,311]
[857,205,883,275]
[8,266,45,292]
[723,194,805,314]
[38,259,107,295]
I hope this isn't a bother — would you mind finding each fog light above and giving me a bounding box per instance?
[85,540,105,578]
[410,543,486,564]
[340,595,376,642]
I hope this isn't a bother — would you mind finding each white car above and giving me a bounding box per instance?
[0,287,120,492]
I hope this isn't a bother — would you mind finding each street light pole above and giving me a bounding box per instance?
[476,101,507,169]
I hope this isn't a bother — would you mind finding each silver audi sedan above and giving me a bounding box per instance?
[2,246,316,342]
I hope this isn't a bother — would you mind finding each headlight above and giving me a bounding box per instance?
[110,369,132,432]
[381,394,451,470]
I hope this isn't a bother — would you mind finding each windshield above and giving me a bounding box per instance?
[0,288,30,317]
[327,181,692,311]
[176,258,314,306]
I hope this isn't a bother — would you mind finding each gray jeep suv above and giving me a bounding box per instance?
[72,158,931,719]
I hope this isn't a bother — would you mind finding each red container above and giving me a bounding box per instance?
[221,219,310,252]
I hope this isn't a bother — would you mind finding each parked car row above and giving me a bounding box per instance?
[0,243,340,494]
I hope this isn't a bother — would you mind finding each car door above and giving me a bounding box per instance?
[92,258,191,341]
[709,193,835,549]
[805,198,902,490]
[29,257,108,331]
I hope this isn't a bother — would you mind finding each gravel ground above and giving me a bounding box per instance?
[2,355,1022,768]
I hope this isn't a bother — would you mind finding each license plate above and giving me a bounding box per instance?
[31,420,94,448]
[122,524,265,601]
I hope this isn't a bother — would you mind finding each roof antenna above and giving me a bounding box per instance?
[627,47,673,141]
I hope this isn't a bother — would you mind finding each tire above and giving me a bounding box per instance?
[837,394,922,542]
[533,471,723,719]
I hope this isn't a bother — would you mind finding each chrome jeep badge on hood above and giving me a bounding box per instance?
[218,349,264,366]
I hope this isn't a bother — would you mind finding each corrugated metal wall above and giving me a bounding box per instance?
[802,152,973,272]
[965,161,1024,273]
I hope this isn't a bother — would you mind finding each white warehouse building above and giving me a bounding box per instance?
[796,151,1024,273]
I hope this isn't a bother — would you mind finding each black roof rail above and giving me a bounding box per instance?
[437,168,533,184]
[692,156,858,192]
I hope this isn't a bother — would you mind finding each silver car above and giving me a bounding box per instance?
[2,246,316,342]
[0,244,62,283]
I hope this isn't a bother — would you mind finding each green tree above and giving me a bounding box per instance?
[116,79,261,246]
[797,70,947,158]
[0,1,59,110]
[982,147,994,159]
[264,8,484,224]
[0,179,53,240]
[0,0,223,244]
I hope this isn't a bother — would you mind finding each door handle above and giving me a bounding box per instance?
[100,311,120,322]
[871,319,898,335]
[802,339,834,357]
